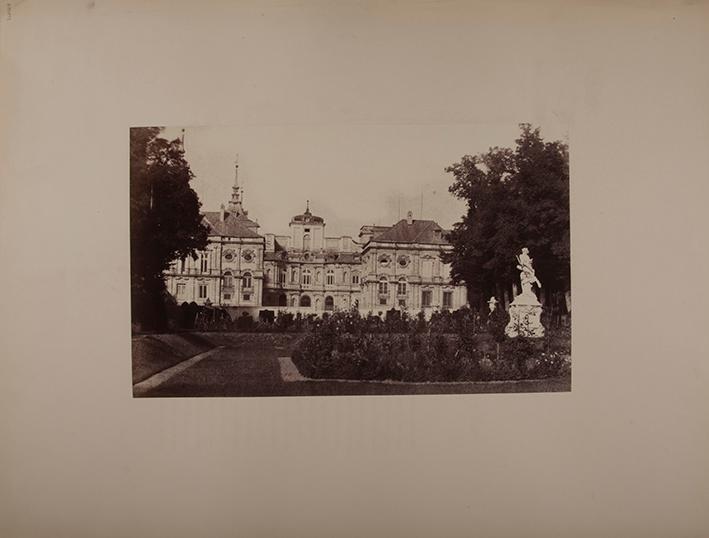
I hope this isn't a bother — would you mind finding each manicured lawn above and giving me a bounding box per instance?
[131,332,304,384]
[131,332,215,383]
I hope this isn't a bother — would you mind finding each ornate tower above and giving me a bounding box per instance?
[227,154,247,217]
[289,200,325,250]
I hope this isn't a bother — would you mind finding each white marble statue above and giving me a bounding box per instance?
[516,247,541,295]
[505,247,545,338]
[488,296,497,312]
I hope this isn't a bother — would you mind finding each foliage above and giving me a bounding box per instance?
[291,311,570,382]
[443,124,570,308]
[487,307,509,343]
[130,127,209,330]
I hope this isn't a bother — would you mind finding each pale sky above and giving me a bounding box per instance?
[161,122,567,238]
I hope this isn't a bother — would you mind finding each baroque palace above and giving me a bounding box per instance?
[164,162,468,318]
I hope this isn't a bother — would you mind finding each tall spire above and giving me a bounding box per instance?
[228,153,247,216]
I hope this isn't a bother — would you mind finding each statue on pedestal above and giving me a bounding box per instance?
[505,247,545,338]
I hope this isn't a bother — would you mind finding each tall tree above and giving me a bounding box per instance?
[444,124,570,309]
[130,127,208,330]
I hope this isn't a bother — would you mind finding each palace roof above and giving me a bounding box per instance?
[203,212,262,238]
[290,201,324,224]
[370,219,450,245]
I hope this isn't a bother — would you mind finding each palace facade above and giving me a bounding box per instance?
[164,162,468,318]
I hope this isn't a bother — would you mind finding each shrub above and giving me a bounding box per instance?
[291,319,571,383]
[487,307,509,343]
[235,312,254,331]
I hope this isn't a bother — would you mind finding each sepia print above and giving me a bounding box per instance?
[130,124,571,397]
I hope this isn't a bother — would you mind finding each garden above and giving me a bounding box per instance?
[154,300,571,384]
[289,308,571,383]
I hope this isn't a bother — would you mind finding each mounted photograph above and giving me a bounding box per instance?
[130,123,571,397]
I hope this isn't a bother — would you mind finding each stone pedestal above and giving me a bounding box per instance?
[505,291,545,338]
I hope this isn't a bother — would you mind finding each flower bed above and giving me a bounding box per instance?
[291,318,570,383]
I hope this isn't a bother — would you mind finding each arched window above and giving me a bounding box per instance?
[352,273,360,285]
[397,277,407,296]
[242,272,252,289]
[223,271,233,288]
[302,268,312,285]
[200,251,209,273]
[325,296,334,311]
[303,233,311,251]
[326,269,335,286]
[299,295,311,307]
[378,277,388,295]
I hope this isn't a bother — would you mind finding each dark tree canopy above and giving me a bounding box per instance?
[444,124,570,309]
[130,127,208,330]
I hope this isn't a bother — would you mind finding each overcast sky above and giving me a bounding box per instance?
[161,122,567,238]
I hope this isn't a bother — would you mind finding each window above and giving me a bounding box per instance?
[352,273,359,284]
[279,270,286,285]
[242,272,253,289]
[422,290,432,307]
[326,270,334,286]
[398,299,406,308]
[243,293,251,301]
[302,269,311,285]
[421,259,433,278]
[176,283,186,297]
[198,284,208,299]
[379,296,387,306]
[223,271,233,288]
[378,277,388,295]
[443,291,453,309]
[325,296,334,311]
[397,278,407,296]
[299,295,311,307]
[223,293,231,301]
[200,252,209,273]
[179,258,185,273]
[303,233,311,251]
